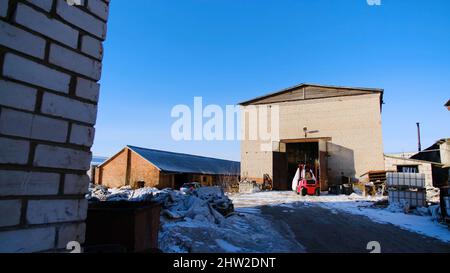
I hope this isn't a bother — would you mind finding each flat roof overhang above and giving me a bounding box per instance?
[280,137,332,144]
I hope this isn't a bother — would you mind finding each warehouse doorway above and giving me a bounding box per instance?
[273,138,329,191]
[174,173,189,189]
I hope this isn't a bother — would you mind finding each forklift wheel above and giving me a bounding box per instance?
[315,188,321,196]
[301,188,307,196]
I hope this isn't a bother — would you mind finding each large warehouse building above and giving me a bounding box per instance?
[239,83,385,190]
[95,146,240,189]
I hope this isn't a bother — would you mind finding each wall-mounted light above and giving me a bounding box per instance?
[303,126,319,138]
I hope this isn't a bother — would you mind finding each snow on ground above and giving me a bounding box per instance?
[88,185,449,251]
[229,191,450,243]
[88,185,304,253]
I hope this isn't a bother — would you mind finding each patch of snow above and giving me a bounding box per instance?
[230,191,450,243]
[88,185,304,253]
[319,201,450,242]
[235,207,261,214]
[215,239,242,252]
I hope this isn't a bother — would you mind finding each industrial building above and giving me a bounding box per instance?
[239,83,385,190]
[385,139,450,189]
[95,146,240,189]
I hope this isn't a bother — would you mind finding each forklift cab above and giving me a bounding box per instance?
[296,164,321,196]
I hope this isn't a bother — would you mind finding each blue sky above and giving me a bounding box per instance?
[93,0,450,161]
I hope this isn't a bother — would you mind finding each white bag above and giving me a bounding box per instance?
[291,168,300,191]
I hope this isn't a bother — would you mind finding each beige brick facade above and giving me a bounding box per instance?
[241,91,385,187]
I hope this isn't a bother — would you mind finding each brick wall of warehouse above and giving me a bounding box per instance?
[0,0,110,253]
[95,148,173,189]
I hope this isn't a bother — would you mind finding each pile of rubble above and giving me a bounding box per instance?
[87,184,235,223]
[86,185,302,253]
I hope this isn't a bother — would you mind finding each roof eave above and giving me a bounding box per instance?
[238,83,384,106]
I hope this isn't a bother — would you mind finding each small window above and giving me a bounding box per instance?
[397,165,419,173]
[202,176,207,183]
[136,181,145,188]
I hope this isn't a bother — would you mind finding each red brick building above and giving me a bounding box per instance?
[95,146,240,189]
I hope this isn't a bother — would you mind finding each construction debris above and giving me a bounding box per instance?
[86,184,302,253]
[238,180,261,194]
[87,185,234,221]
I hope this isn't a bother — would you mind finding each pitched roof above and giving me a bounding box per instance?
[445,99,450,107]
[239,83,384,106]
[127,145,240,176]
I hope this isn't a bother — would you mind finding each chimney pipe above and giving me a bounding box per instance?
[416,122,422,152]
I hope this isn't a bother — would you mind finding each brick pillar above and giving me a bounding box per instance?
[0,0,110,252]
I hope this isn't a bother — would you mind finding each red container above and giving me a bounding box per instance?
[85,201,161,253]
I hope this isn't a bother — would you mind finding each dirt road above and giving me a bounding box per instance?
[261,204,450,253]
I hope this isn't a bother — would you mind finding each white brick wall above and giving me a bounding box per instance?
[0,200,21,227]
[0,0,110,253]
[26,0,53,12]
[57,223,86,249]
[56,0,106,39]
[64,174,90,194]
[3,53,71,94]
[41,92,97,124]
[0,21,46,59]
[0,227,56,253]
[81,35,103,60]
[70,124,95,146]
[49,43,102,80]
[0,108,69,142]
[0,170,60,196]
[15,3,79,48]
[0,0,8,18]
[30,115,69,143]
[0,137,29,164]
[33,144,92,170]
[87,0,109,21]
[76,77,100,102]
[0,80,37,111]
[26,199,87,224]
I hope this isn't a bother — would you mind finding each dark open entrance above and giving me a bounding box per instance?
[286,142,319,184]
[174,173,189,189]
[273,139,329,191]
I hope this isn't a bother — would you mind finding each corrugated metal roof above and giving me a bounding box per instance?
[127,145,240,176]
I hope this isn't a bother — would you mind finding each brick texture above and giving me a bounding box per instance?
[0,0,110,252]
[0,0,9,18]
